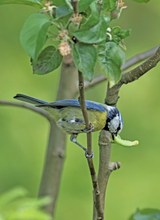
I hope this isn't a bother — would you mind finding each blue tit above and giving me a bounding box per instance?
[14,94,123,153]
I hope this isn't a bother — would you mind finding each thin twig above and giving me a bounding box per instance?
[122,45,158,70]
[73,75,107,98]
[0,100,53,122]
[78,72,92,155]
[78,71,104,220]
[71,0,78,14]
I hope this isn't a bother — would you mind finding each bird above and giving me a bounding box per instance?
[14,94,123,156]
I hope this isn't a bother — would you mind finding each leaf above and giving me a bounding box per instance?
[80,1,100,29]
[55,5,72,19]
[51,0,64,6]
[104,0,117,12]
[131,0,150,2]
[98,42,125,86]
[20,13,51,60]
[129,208,160,220]
[9,209,51,220]
[32,46,62,74]
[0,0,42,7]
[72,43,97,81]
[0,188,28,208]
[73,17,107,44]
[111,26,131,44]
[0,188,51,220]
[78,0,94,11]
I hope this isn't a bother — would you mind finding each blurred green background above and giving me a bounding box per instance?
[0,0,160,219]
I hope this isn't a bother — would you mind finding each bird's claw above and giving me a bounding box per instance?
[85,150,94,159]
[83,123,94,133]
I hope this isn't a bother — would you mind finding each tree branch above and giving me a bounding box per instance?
[106,46,160,105]
[98,131,112,211]
[122,45,158,70]
[38,55,78,219]
[78,71,103,220]
[95,46,160,219]
[0,56,78,219]
[0,100,53,122]
[74,45,159,94]
[94,130,120,220]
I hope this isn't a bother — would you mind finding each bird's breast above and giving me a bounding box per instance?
[47,107,107,134]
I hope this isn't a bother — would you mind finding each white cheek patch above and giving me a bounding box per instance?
[108,114,120,134]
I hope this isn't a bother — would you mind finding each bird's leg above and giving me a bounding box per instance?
[70,134,87,152]
[70,134,94,158]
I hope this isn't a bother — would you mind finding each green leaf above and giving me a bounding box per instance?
[78,0,94,11]
[0,188,28,208]
[0,0,42,7]
[131,0,150,2]
[9,209,51,220]
[55,5,72,19]
[73,17,107,44]
[0,188,51,220]
[32,46,62,74]
[111,26,131,44]
[129,208,160,220]
[80,1,100,29]
[104,0,117,12]
[20,13,51,60]
[72,43,97,81]
[50,0,65,6]
[98,42,125,86]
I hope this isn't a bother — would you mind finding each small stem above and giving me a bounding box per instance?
[71,0,78,14]
[122,45,158,70]
[78,71,103,220]
[0,101,53,121]
[78,72,92,155]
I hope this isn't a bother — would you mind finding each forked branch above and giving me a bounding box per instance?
[106,46,160,105]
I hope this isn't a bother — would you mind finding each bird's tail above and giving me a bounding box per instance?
[14,94,48,105]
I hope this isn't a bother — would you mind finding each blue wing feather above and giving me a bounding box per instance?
[39,99,106,112]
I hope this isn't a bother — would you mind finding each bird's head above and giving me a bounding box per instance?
[104,105,123,138]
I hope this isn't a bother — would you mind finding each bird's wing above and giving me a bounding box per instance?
[14,94,48,105]
[38,99,106,112]
[14,95,107,112]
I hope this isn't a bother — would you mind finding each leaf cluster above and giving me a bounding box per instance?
[0,2,151,85]
[0,0,133,86]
